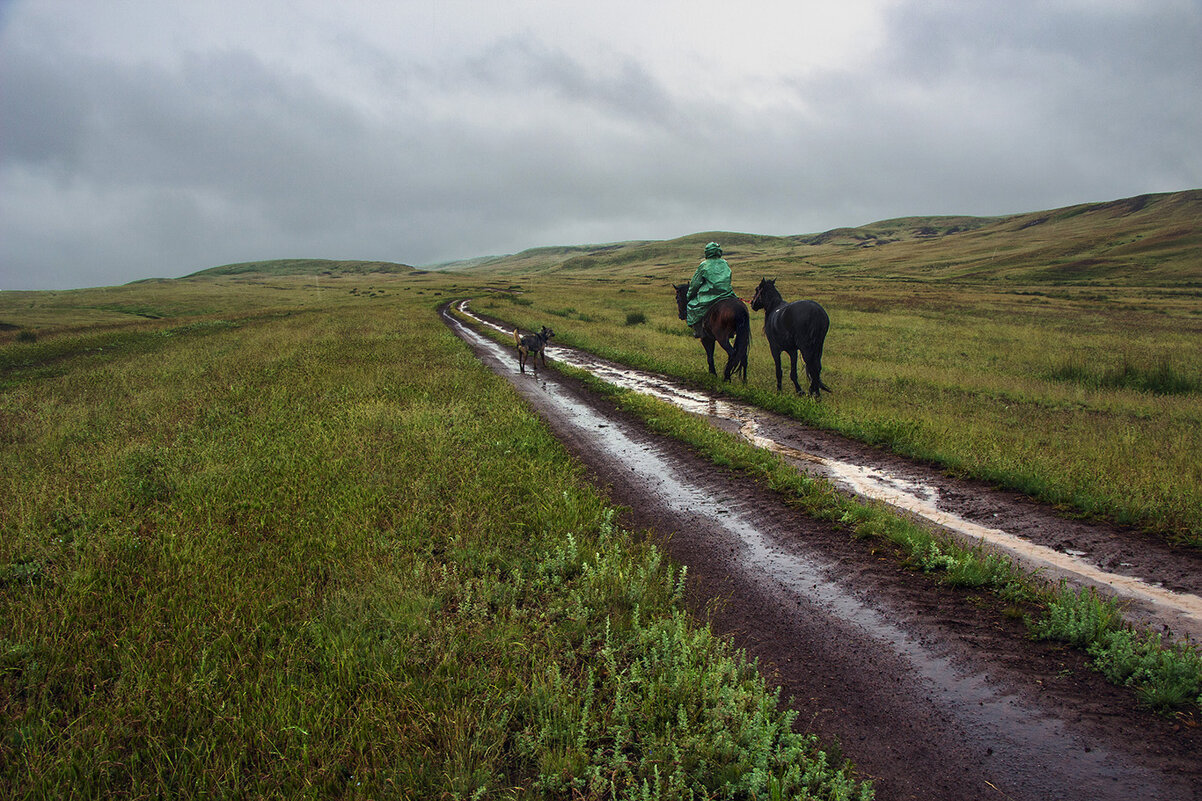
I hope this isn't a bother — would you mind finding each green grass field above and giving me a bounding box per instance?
[473,274,1202,545]
[2,189,1199,795]
[0,289,870,799]
[453,191,1202,544]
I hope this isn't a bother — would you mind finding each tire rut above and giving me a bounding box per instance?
[442,301,1202,801]
[455,301,1202,641]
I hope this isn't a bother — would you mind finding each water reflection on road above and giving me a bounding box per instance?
[442,301,1191,800]
[454,301,1202,640]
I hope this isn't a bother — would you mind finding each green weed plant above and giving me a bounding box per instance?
[1034,586,1202,712]
[1,290,871,799]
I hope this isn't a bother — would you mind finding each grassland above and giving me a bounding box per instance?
[0,281,870,799]
[1,189,1198,794]
[474,276,1202,544]
[462,191,1202,544]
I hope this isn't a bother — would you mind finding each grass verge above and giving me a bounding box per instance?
[1,297,872,799]
[483,306,1202,718]
[473,280,1202,547]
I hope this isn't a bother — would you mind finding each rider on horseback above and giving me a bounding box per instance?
[685,242,737,338]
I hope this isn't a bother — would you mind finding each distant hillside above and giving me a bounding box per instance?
[426,243,653,274]
[188,259,414,278]
[809,190,1202,286]
[183,190,1199,287]
[795,215,997,246]
[434,190,1201,287]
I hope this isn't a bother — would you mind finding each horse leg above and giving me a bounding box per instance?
[803,346,823,399]
[716,335,737,381]
[736,329,749,384]
[771,346,784,391]
[702,338,718,375]
[788,349,805,394]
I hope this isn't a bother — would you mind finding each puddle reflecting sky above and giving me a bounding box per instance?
[455,302,1202,636]
[444,303,1176,798]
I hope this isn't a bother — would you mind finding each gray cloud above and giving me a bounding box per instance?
[860,1,1202,209]
[1,1,1199,290]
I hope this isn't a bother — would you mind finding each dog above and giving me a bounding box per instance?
[513,326,554,373]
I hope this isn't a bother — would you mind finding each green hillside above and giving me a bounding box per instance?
[426,243,655,275]
[439,190,1202,287]
[189,258,414,278]
[159,191,1199,289]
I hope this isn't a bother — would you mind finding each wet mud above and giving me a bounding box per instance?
[456,301,1202,643]
[443,302,1202,801]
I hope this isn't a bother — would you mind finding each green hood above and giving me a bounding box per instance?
[684,256,735,326]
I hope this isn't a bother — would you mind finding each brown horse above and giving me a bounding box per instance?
[673,284,750,382]
[750,278,831,398]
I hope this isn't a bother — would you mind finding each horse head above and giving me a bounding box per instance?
[672,283,689,320]
[750,278,779,311]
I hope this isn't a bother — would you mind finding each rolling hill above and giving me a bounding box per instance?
[187,258,414,278]
[162,190,1199,288]
[429,190,1202,287]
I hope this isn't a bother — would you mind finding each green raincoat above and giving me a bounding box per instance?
[685,244,735,326]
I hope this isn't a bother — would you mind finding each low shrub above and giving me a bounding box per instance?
[1089,629,1202,711]
[1032,585,1124,647]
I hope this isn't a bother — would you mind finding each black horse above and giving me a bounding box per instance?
[750,278,831,398]
[673,284,750,383]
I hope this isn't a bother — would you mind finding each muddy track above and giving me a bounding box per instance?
[442,302,1202,801]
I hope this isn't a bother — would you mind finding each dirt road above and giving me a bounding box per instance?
[443,302,1202,801]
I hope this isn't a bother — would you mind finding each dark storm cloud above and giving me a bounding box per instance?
[452,35,678,126]
[3,44,380,286]
[1,29,695,288]
[848,1,1202,212]
[1,1,1198,290]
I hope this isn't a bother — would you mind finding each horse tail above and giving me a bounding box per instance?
[733,305,751,383]
[815,306,831,393]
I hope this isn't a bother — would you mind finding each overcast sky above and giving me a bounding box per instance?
[2,1,1199,290]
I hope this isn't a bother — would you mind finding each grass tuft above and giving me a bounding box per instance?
[1089,629,1202,711]
[1049,355,1200,395]
[0,296,872,799]
[1032,584,1202,713]
[1032,585,1125,647]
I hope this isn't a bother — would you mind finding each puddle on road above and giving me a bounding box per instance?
[445,304,1171,799]
[455,301,1202,637]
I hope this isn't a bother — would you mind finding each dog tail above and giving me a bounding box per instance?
[513,329,522,348]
